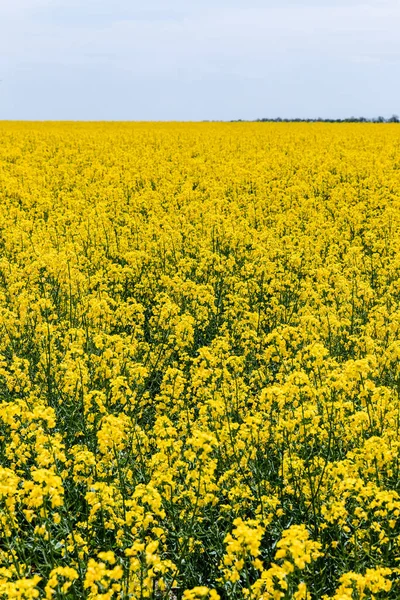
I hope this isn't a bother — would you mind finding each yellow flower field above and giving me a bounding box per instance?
[0,122,400,599]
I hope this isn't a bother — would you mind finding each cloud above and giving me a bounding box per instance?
[1,0,400,119]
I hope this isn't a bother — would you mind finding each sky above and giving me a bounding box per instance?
[0,0,399,121]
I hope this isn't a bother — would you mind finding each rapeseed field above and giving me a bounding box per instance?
[0,122,400,599]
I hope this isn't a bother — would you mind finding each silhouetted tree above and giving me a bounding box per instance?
[229,115,399,123]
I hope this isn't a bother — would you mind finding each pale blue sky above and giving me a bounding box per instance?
[0,0,399,120]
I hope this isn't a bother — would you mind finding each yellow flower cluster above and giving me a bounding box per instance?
[0,121,400,598]
[221,520,322,598]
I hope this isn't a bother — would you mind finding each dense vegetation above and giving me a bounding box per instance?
[0,122,400,599]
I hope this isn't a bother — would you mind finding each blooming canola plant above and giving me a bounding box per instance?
[0,122,399,598]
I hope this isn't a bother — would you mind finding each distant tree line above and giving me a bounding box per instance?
[229,115,400,123]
